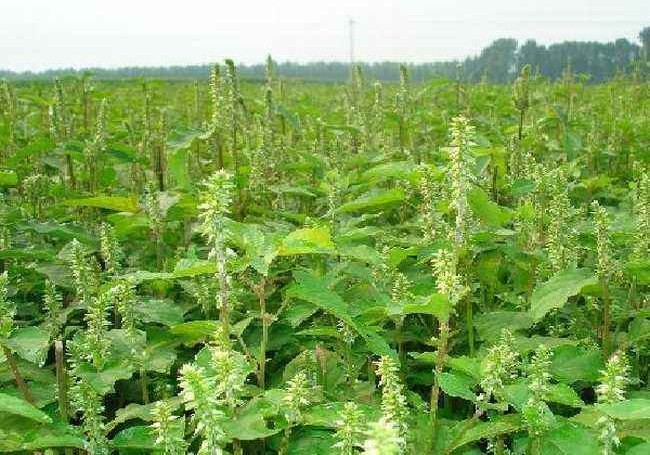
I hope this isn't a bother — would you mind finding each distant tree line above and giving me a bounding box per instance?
[2,27,648,83]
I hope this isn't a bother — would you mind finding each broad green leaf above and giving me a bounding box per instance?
[530,269,596,321]
[337,244,382,265]
[437,372,477,402]
[444,414,524,453]
[287,270,393,356]
[361,161,417,183]
[278,226,335,255]
[287,427,337,454]
[223,401,287,440]
[468,186,511,226]
[302,402,380,428]
[502,381,583,410]
[170,320,220,345]
[539,420,600,455]
[401,294,452,322]
[226,220,279,275]
[627,443,650,455]
[0,416,85,451]
[135,299,185,326]
[547,383,585,408]
[62,196,139,212]
[5,326,50,365]
[0,392,52,423]
[474,311,534,340]
[106,397,183,432]
[337,188,405,214]
[550,345,603,383]
[172,259,217,278]
[446,356,481,380]
[76,361,134,395]
[625,259,650,285]
[513,335,576,354]
[111,425,156,450]
[168,145,192,190]
[597,399,650,420]
[0,170,18,187]
[21,221,97,245]
[628,318,650,344]
[286,271,352,326]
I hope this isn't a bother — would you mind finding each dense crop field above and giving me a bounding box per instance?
[0,61,649,454]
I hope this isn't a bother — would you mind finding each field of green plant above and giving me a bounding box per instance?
[0,60,649,454]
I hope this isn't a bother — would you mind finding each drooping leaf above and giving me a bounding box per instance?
[135,299,185,326]
[111,425,156,450]
[5,326,51,365]
[530,269,596,321]
[0,170,19,187]
[474,311,534,340]
[549,345,603,384]
[444,414,524,453]
[538,420,600,455]
[437,372,477,402]
[337,188,405,214]
[401,294,452,322]
[62,196,140,212]
[468,186,511,226]
[0,415,85,452]
[0,393,52,423]
[278,226,335,256]
[597,399,650,420]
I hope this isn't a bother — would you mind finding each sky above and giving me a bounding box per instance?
[1,0,648,72]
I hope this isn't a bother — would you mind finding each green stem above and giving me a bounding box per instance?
[55,341,69,418]
[431,321,450,435]
[602,280,611,358]
[2,345,34,404]
[466,298,474,357]
[140,368,150,404]
[257,278,268,390]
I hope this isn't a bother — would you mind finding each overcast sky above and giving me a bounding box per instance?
[1,0,647,72]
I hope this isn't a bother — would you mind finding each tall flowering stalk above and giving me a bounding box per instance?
[150,401,186,455]
[67,239,99,307]
[376,356,408,440]
[430,248,467,429]
[198,170,235,329]
[83,290,113,369]
[0,272,34,403]
[478,329,520,409]
[179,364,227,454]
[85,98,108,193]
[448,115,475,248]
[99,222,123,278]
[68,340,109,455]
[50,78,76,187]
[395,64,411,153]
[333,401,364,454]
[523,346,553,454]
[632,172,649,259]
[144,181,164,269]
[44,279,64,339]
[592,201,615,356]
[0,79,16,160]
[596,352,629,455]
[513,64,531,140]
[419,165,448,243]
[362,418,404,455]
[224,59,240,170]
[546,170,577,274]
[279,371,312,454]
